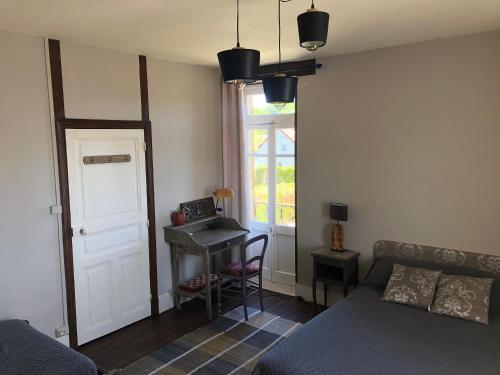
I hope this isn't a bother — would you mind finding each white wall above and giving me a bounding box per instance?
[0,31,63,337]
[297,30,500,297]
[61,42,142,121]
[148,58,222,307]
[0,31,222,338]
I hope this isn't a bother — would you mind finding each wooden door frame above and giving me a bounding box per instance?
[48,39,159,348]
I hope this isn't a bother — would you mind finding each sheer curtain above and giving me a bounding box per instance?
[221,83,251,245]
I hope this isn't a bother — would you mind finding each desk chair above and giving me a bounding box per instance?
[218,234,269,321]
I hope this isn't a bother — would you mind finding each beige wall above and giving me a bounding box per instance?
[0,31,63,336]
[148,58,221,304]
[0,31,221,338]
[297,30,500,296]
[61,42,142,120]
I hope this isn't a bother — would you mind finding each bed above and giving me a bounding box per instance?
[253,240,500,375]
[0,319,97,375]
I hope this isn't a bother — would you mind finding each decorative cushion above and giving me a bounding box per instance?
[430,274,493,325]
[179,273,218,293]
[222,262,259,277]
[382,264,441,310]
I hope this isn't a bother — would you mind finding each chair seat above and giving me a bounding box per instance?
[222,262,259,277]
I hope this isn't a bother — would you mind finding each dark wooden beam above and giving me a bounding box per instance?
[48,39,65,121]
[139,56,150,123]
[48,39,78,348]
[139,55,159,318]
[258,59,316,79]
[62,118,149,129]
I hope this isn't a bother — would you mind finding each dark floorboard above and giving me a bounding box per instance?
[78,289,324,371]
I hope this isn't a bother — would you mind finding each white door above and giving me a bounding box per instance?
[66,129,151,345]
[244,85,296,286]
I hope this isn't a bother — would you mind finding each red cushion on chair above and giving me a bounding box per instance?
[223,262,259,277]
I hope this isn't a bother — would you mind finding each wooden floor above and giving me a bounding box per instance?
[78,289,324,372]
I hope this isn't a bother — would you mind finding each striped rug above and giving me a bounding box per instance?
[122,306,301,375]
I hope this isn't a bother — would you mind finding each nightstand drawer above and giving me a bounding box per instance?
[315,256,345,268]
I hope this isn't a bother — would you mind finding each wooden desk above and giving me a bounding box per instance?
[164,215,249,320]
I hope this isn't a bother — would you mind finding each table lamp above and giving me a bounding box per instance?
[213,188,235,215]
[330,203,348,251]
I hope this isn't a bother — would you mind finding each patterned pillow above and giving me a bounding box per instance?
[430,275,493,325]
[382,264,441,310]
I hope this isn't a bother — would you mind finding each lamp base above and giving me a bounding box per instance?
[331,223,344,251]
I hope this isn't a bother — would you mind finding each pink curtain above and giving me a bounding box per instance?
[221,83,251,231]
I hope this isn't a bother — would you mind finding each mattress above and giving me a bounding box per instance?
[254,285,500,375]
[0,319,97,375]
[253,254,500,375]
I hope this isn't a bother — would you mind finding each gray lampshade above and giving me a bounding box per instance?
[329,203,348,222]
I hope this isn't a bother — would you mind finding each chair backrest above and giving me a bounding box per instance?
[240,234,268,276]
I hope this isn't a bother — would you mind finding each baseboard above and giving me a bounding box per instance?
[158,292,174,313]
[158,291,193,314]
[295,283,343,307]
[55,335,70,347]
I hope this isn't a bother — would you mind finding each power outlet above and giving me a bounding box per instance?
[55,326,68,338]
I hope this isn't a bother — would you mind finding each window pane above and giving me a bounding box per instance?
[275,128,295,154]
[250,156,268,223]
[247,94,295,115]
[275,157,295,226]
[249,128,269,154]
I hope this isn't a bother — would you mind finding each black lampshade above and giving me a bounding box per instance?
[329,203,348,222]
[297,8,330,51]
[263,75,298,104]
[217,48,260,84]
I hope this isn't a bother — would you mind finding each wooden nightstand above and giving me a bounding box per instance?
[311,248,360,313]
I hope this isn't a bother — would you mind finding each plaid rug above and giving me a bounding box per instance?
[122,306,301,375]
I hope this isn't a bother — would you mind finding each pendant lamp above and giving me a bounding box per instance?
[297,1,330,52]
[218,0,260,89]
[263,0,298,105]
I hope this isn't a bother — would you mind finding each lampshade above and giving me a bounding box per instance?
[263,74,298,104]
[297,4,330,52]
[263,0,298,105]
[330,203,348,222]
[213,188,235,199]
[217,48,260,85]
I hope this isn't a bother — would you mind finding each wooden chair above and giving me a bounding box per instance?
[218,234,269,321]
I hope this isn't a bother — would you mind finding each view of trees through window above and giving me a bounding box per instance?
[248,125,295,227]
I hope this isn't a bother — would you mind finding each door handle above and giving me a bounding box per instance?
[80,228,87,236]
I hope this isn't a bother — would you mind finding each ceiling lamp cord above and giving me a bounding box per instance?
[278,0,281,73]
[263,0,298,105]
[278,0,291,73]
[236,0,240,48]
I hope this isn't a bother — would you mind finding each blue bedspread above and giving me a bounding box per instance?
[0,319,97,375]
[253,285,500,375]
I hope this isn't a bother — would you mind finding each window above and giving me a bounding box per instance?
[246,93,295,116]
[244,86,295,228]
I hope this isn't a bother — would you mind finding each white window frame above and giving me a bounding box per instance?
[243,85,295,235]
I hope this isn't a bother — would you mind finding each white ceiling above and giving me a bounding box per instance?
[0,0,499,66]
